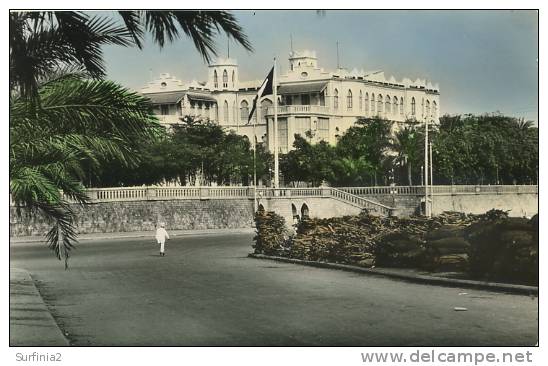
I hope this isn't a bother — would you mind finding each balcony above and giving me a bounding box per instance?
[264,105,331,116]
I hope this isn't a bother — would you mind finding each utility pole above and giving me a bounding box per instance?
[273,57,279,189]
[429,141,434,216]
[424,115,430,217]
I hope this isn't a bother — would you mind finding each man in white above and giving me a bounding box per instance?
[155,222,170,257]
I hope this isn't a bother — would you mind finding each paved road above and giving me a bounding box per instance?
[10,233,538,346]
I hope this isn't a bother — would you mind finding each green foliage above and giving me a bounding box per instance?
[280,135,337,186]
[433,114,538,185]
[10,75,161,267]
[91,116,273,187]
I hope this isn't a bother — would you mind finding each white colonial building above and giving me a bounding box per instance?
[141,50,440,153]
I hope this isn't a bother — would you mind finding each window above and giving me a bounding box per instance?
[285,95,293,105]
[426,100,431,117]
[223,100,229,123]
[347,89,353,110]
[295,117,311,140]
[160,104,169,115]
[385,95,391,115]
[400,97,404,115]
[377,95,383,115]
[393,96,398,115]
[240,100,249,123]
[319,91,325,106]
[278,118,288,153]
[432,101,438,118]
[359,90,363,111]
[213,70,218,88]
[222,70,228,88]
[365,92,369,113]
[232,70,235,87]
[411,97,416,116]
[333,89,339,110]
[371,93,375,114]
[301,94,310,105]
[317,118,329,141]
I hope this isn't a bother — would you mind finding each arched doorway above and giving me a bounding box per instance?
[301,203,309,219]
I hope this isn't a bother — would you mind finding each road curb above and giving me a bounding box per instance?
[9,268,70,346]
[248,253,538,295]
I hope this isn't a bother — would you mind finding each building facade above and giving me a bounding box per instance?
[141,50,440,153]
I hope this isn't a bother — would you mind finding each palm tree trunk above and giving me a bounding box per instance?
[407,164,413,186]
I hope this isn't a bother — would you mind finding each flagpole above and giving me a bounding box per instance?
[424,113,430,217]
[273,57,279,189]
[254,98,258,212]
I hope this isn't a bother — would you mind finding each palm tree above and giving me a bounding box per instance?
[392,127,422,186]
[11,11,253,100]
[10,73,162,267]
[10,10,253,267]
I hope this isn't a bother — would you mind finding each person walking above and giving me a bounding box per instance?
[155,222,170,257]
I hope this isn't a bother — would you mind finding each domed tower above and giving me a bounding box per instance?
[288,50,318,72]
[208,58,239,91]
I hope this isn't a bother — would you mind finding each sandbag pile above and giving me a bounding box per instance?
[465,212,538,285]
[253,211,288,256]
[252,209,538,285]
[289,215,379,265]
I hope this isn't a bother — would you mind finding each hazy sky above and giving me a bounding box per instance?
[101,10,538,123]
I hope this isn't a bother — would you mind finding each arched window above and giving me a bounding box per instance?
[359,90,363,111]
[371,93,375,114]
[231,70,235,87]
[213,70,218,88]
[347,89,353,110]
[411,97,416,116]
[223,100,229,123]
[393,96,398,115]
[240,100,249,123]
[222,69,228,88]
[377,95,383,115]
[385,95,391,115]
[432,101,438,118]
[400,97,404,115]
[365,92,369,113]
[426,100,431,117]
[333,88,339,110]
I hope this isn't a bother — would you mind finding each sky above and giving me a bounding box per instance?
[101,10,539,123]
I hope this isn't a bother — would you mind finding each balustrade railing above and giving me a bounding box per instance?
[339,185,538,196]
[10,185,538,207]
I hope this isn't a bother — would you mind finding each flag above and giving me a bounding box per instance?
[247,66,274,124]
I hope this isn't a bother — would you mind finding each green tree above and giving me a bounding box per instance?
[10,75,161,267]
[335,117,392,185]
[10,10,253,266]
[392,126,423,186]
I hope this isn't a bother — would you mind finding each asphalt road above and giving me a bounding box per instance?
[10,232,538,346]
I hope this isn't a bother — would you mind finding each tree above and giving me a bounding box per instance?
[432,114,538,185]
[10,75,161,267]
[280,135,336,186]
[335,117,392,185]
[392,126,423,186]
[10,11,253,101]
[9,10,253,266]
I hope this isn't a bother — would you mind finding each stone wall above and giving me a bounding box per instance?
[10,199,255,237]
[431,193,538,218]
[10,191,538,237]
